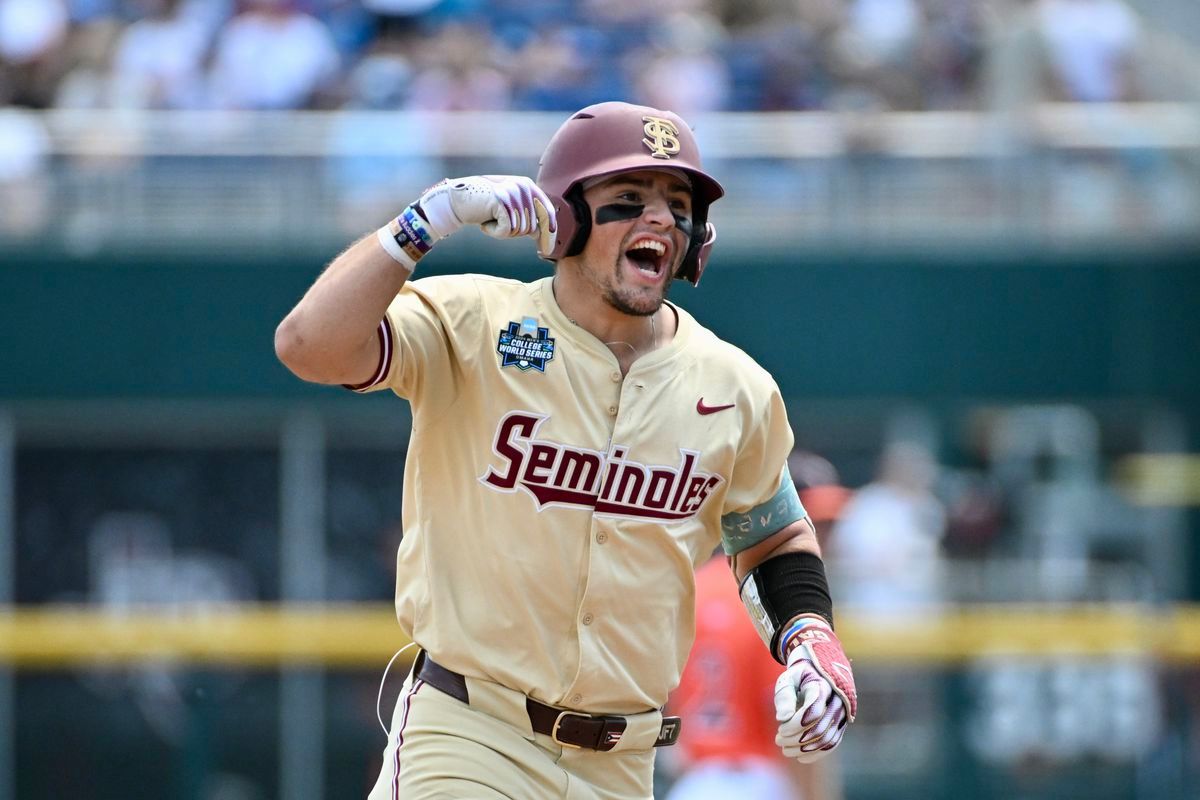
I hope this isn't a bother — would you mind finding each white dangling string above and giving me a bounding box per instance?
[376,642,419,736]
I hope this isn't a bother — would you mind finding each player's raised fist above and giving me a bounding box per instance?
[417,175,557,248]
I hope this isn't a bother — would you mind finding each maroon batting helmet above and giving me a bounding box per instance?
[536,102,725,286]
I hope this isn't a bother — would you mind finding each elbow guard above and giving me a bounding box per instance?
[738,551,834,664]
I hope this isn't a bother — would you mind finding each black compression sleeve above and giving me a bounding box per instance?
[740,551,834,663]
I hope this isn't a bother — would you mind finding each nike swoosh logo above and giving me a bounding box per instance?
[696,398,735,415]
[832,662,853,679]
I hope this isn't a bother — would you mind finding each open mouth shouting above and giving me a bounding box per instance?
[622,235,673,285]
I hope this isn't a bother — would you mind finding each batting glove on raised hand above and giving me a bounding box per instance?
[773,618,857,763]
[416,175,557,253]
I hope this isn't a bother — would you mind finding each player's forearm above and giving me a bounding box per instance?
[731,517,820,583]
[277,176,553,386]
[735,516,838,663]
[275,232,410,385]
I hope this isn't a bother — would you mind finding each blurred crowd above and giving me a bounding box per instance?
[0,0,1153,117]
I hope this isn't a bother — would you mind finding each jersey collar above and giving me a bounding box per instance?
[532,276,693,371]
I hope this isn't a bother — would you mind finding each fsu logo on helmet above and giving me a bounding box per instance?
[641,116,681,159]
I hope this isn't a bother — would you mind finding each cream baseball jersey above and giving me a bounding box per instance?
[353,273,806,714]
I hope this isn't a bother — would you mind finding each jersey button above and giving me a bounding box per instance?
[609,371,621,383]
[571,693,583,705]
[596,532,608,545]
[582,613,594,625]
[607,405,617,415]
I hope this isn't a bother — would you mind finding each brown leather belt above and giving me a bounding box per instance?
[414,652,681,752]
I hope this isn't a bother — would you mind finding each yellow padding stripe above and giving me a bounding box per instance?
[1,603,1199,667]
[837,604,1200,663]
[0,604,409,668]
[1117,454,1200,506]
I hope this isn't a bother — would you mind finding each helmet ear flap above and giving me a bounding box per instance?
[675,231,705,285]
[563,184,592,258]
[674,199,715,286]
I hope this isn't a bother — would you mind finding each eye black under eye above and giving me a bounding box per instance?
[672,213,694,237]
[596,203,644,224]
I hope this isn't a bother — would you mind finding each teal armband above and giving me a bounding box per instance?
[720,468,808,555]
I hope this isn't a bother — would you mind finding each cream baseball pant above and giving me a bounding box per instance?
[369,664,661,800]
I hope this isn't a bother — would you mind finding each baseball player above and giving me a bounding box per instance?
[275,101,856,800]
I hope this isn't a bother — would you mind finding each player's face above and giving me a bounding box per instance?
[577,170,694,317]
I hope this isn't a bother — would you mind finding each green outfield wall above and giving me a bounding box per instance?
[2,242,1196,406]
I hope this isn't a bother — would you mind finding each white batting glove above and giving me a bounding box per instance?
[773,618,857,763]
[417,175,557,251]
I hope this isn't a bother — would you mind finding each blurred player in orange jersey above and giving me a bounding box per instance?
[666,450,851,800]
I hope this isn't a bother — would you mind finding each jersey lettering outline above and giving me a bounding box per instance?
[479,410,723,522]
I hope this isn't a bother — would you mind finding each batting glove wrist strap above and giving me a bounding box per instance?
[377,204,436,271]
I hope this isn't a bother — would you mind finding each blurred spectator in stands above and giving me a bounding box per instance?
[709,0,779,31]
[663,448,850,800]
[491,0,574,28]
[403,20,511,110]
[629,10,731,115]
[916,0,987,109]
[1035,0,1141,102]
[361,0,452,17]
[748,0,841,111]
[721,0,834,111]
[940,425,1008,561]
[208,0,340,110]
[51,14,122,108]
[2,0,1011,114]
[108,0,208,109]
[321,0,379,60]
[788,449,853,551]
[582,0,703,25]
[0,104,51,235]
[847,0,923,67]
[0,0,70,107]
[341,35,413,111]
[509,23,620,111]
[827,0,924,111]
[828,441,947,611]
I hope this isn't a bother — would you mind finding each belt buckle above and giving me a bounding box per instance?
[550,710,588,749]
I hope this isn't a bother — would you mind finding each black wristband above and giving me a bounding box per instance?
[739,551,834,664]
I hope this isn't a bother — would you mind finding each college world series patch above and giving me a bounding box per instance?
[497,317,555,372]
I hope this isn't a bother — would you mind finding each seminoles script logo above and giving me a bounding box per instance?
[479,411,723,521]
